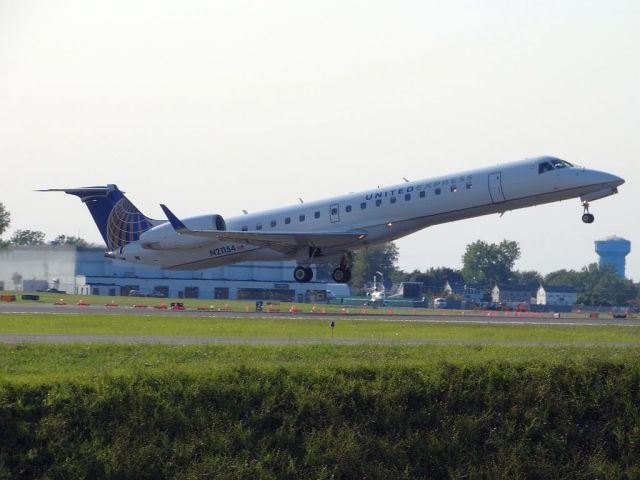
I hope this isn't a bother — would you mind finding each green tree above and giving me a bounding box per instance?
[10,229,45,246]
[402,267,464,290]
[511,270,543,288]
[544,269,583,287]
[350,243,400,291]
[0,202,10,249]
[461,239,520,285]
[49,235,90,248]
[545,264,637,306]
[0,202,9,236]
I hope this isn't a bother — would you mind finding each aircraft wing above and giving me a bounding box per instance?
[160,204,366,253]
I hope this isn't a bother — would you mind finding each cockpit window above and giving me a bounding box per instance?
[550,159,574,169]
[538,158,574,174]
[538,162,553,174]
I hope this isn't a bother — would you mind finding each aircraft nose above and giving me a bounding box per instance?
[605,172,625,188]
[589,169,625,188]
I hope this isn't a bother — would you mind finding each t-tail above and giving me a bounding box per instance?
[39,185,159,251]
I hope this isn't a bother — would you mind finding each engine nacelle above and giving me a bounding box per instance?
[139,214,226,250]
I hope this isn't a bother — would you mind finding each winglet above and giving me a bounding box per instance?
[160,204,188,232]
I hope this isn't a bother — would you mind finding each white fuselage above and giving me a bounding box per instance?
[117,157,623,270]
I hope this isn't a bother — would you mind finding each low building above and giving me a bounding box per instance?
[0,245,349,301]
[536,285,578,306]
[491,284,537,305]
[444,282,487,303]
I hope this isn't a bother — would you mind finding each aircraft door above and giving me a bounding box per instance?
[329,203,340,223]
[488,172,506,203]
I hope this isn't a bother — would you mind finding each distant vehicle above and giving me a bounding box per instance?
[44,157,623,285]
[128,290,144,297]
[325,290,336,303]
[46,288,66,294]
[434,298,447,308]
[148,290,167,298]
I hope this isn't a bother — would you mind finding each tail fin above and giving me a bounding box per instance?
[39,185,158,251]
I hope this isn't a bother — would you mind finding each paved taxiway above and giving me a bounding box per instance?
[2,302,639,327]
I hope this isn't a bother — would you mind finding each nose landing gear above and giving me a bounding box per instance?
[582,203,595,224]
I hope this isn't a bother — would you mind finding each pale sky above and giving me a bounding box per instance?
[1,1,638,280]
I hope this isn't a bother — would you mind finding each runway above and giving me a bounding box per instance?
[2,301,639,326]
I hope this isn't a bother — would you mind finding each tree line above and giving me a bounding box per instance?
[0,202,93,248]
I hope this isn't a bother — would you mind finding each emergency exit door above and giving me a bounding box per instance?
[488,172,506,203]
[329,203,340,223]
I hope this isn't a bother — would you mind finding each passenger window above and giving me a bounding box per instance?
[405,193,411,201]
[331,207,338,215]
[390,197,396,204]
[346,205,352,213]
[538,162,554,174]
[435,188,441,195]
[375,199,382,207]
[419,191,426,198]
[242,225,248,232]
[314,211,320,219]
[270,220,276,227]
[299,214,305,222]
[256,223,263,230]
[284,217,291,225]
[450,185,457,193]
[360,202,367,210]
[466,182,472,190]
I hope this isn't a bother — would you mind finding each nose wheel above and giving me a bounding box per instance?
[582,203,595,224]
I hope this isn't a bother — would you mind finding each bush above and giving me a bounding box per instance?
[1,362,640,478]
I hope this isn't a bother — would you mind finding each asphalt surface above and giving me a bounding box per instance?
[1,301,638,326]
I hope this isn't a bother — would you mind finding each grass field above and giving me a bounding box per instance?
[1,310,640,383]
[2,342,640,383]
[1,312,640,344]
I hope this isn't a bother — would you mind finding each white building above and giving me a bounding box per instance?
[0,245,349,301]
[536,286,578,306]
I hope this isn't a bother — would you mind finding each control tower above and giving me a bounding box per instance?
[595,235,631,278]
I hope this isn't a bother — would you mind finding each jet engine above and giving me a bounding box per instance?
[139,214,226,250]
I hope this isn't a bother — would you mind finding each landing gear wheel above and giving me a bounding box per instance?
[582,213,595,224]
[581,203,595,224]
[332,267,352,283]
[293,266,313,283]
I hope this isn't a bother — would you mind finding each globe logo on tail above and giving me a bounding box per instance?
[106,198,153,251]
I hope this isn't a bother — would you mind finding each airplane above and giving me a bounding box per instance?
[365,272,386,307]
[41,156,624,284]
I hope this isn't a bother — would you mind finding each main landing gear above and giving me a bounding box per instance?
[582,203,595,224]
[293,266,314,283]
[331,253,353,284]
[293,253,354,284]
[331,266,352,283]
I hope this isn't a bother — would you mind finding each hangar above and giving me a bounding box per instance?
[0,245,349,302]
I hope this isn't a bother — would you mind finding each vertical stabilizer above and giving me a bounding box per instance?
[39,185,158,251]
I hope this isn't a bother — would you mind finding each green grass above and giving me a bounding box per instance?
[1,312,640,344]
[1,342,640,383]
[3,361,640,478]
